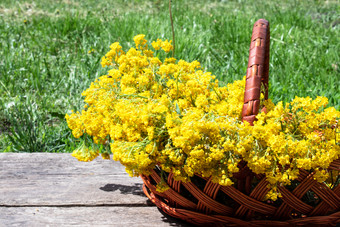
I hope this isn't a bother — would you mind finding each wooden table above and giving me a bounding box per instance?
[0,153,191,226]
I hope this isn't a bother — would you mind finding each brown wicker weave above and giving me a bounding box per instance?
[141,19,340,226]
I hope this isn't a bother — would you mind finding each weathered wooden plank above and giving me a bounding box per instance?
[0,207,190,227]
[0,153,147,206]
[0,153,192,226]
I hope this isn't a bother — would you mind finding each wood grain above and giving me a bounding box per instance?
[0,153,190,226]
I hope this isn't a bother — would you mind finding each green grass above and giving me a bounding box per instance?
[0,0,339,152]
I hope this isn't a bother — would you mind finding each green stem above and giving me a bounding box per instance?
[169,0,175,57]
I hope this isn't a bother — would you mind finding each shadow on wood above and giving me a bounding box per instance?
[100,183,145,196]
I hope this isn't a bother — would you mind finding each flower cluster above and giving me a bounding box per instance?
[66,35,340,199]
[242,97,339,200]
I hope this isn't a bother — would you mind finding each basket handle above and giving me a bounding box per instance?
[242,19,270,125]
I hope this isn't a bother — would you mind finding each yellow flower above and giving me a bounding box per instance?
[72,142,99,162]
[66,35,340,200]
[151,39,162,50]
[133,34,147,50]
[160,39,173,53]
[151,38,173,53]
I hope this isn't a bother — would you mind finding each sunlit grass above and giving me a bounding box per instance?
[0,0,339,152]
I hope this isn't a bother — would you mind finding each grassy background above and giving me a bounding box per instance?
[0,0,339,152]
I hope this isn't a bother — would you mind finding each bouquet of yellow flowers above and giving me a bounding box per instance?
[66,34,339,202]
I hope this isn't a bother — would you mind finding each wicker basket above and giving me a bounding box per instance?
[140,19,340,226]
